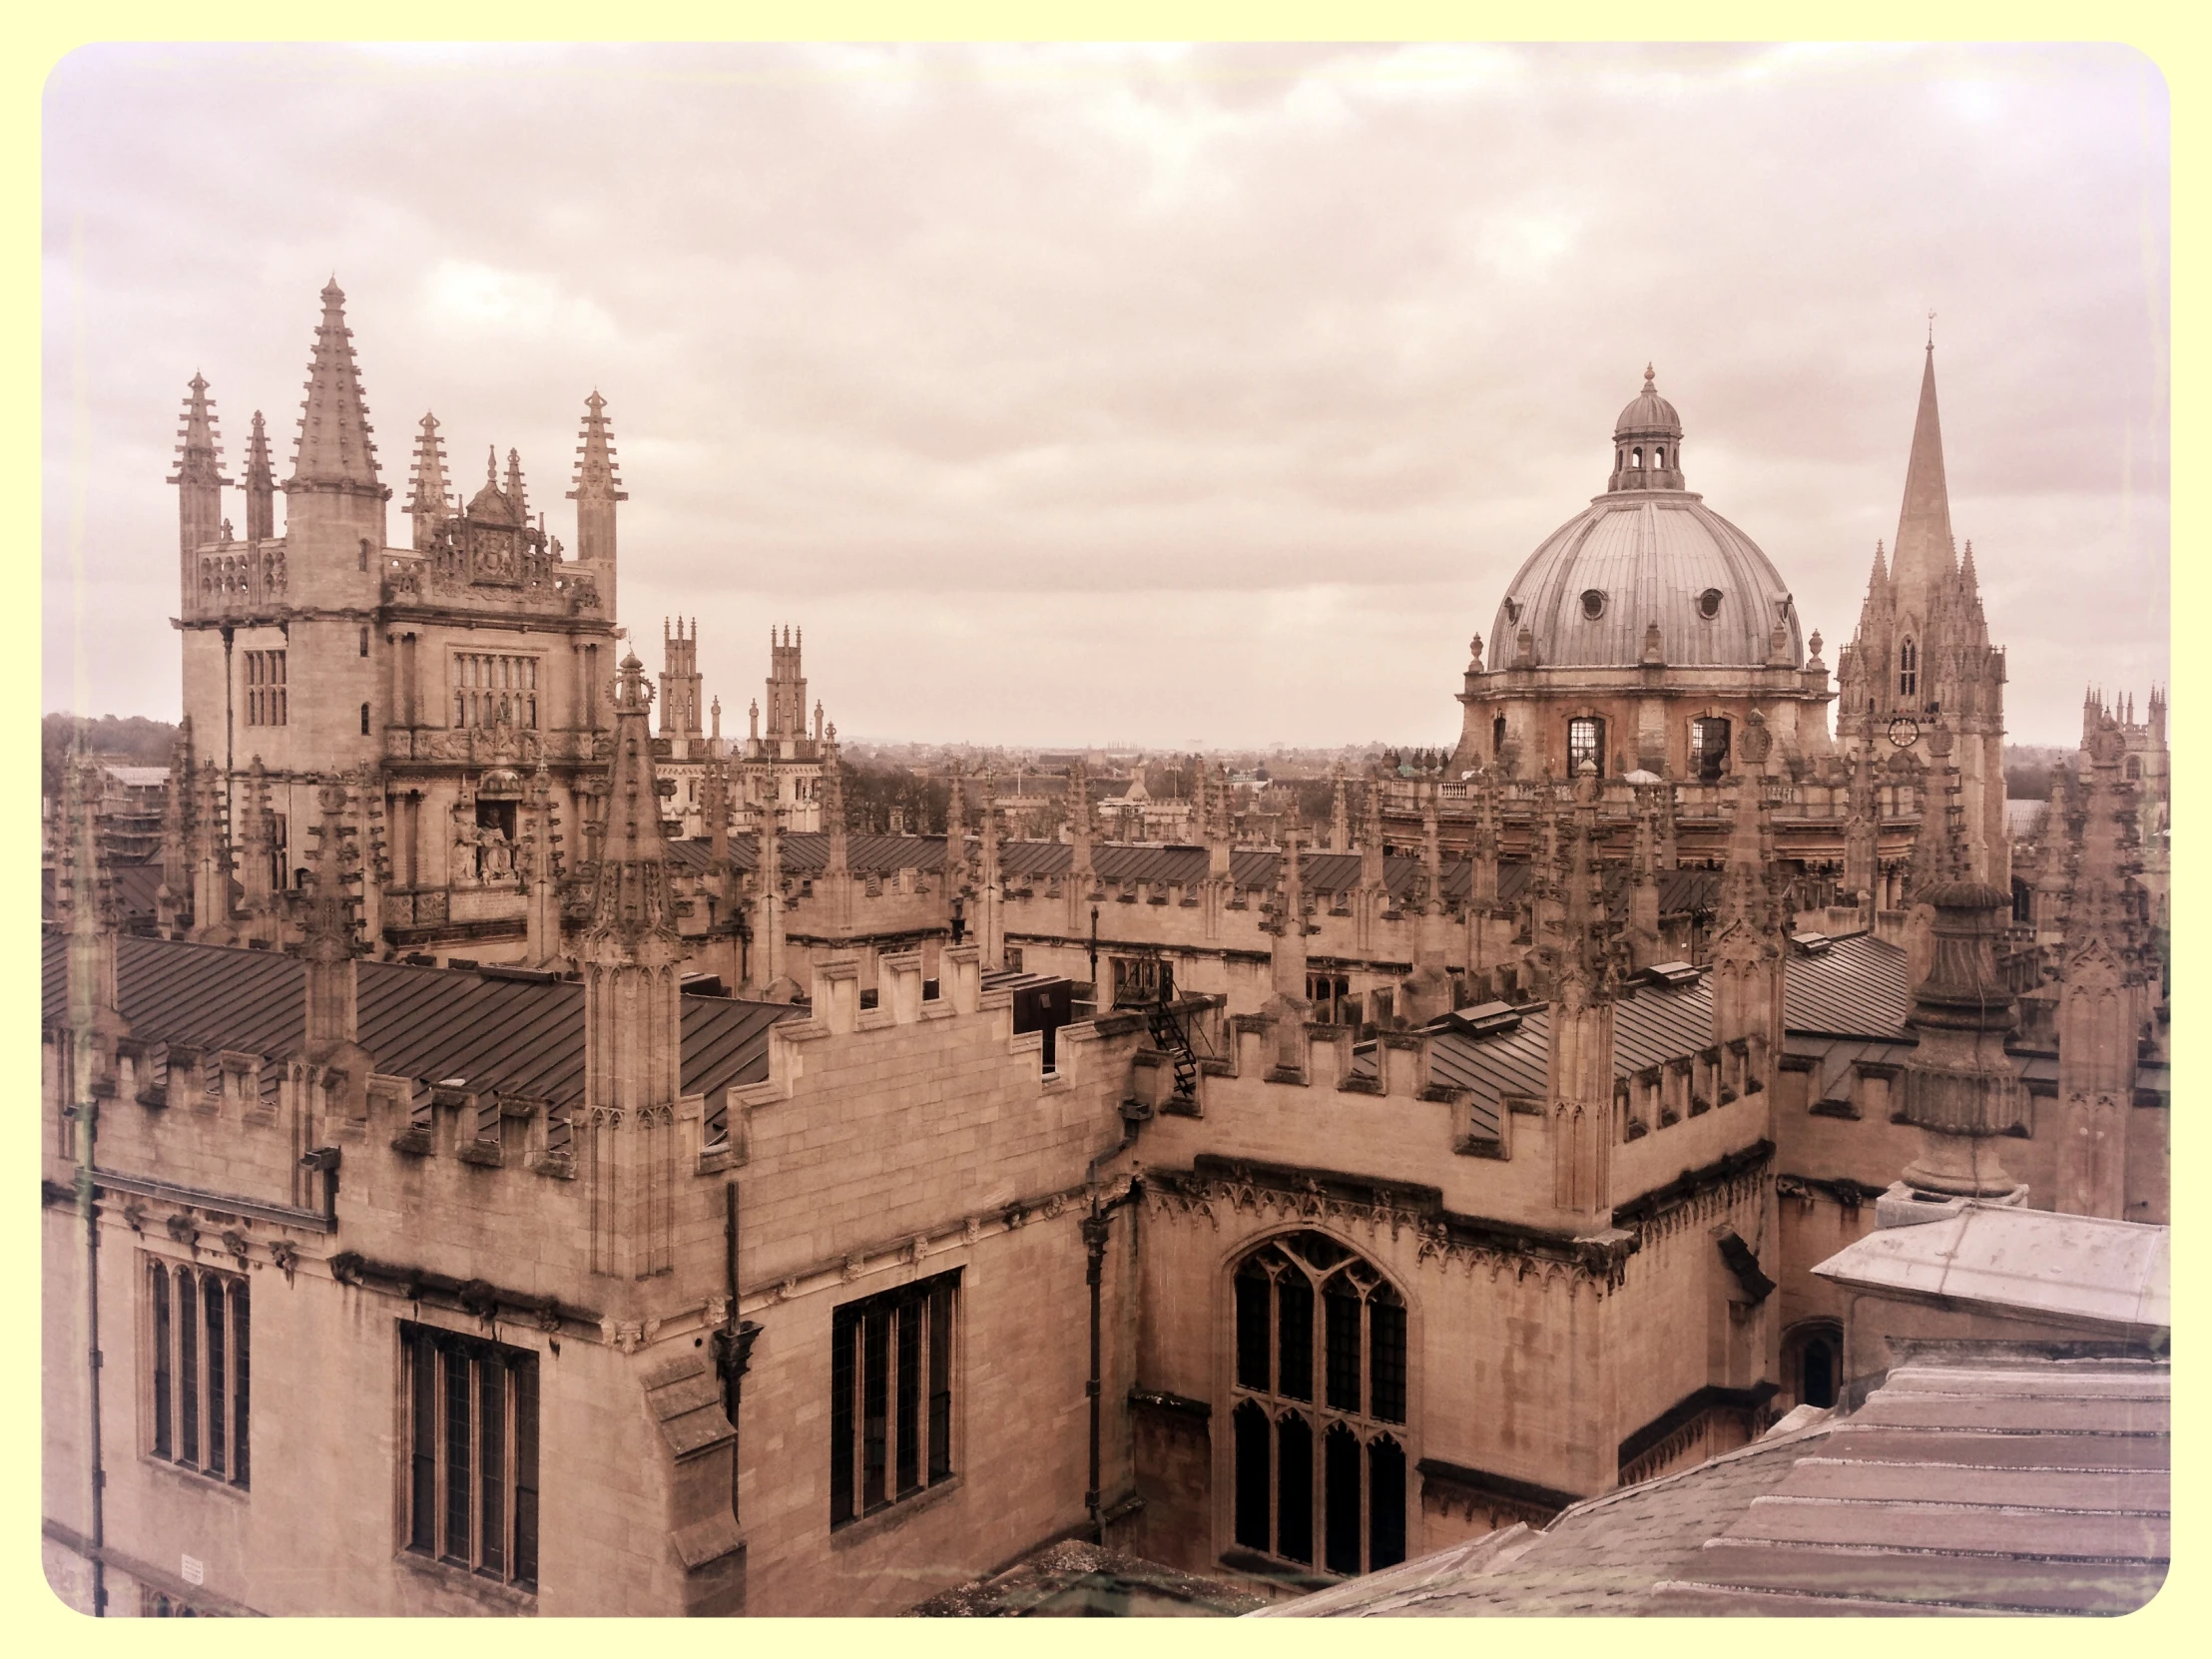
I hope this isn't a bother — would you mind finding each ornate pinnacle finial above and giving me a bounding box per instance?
[287,277,382,492]
[1643,362,1656,389]
[1927,308,1936,349]
[486,444,498,485]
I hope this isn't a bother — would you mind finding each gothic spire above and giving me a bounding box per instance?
[1890,342,1955,605]
[406,413,452,547]
[584,653,678,944]
[243,410,276,542]
[168,372,231,555]
[286,278,383,494]
[568,388,627,581]
[506,447,529,525]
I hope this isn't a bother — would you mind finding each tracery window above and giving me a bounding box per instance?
[1230,1233,1407,1578]
[1898,638,1918,699]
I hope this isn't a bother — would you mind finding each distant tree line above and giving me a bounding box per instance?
[41,713,179,799]
[837,754,951,835]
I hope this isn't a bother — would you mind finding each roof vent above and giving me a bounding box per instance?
[1644,961,1701,987]
[1446,1001,1523,1037]
[479,963,559,984]
[1790,931,1834,956]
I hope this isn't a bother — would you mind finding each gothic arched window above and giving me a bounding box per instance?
[1230,1233,1408,1578]
[1898,638,1919,699]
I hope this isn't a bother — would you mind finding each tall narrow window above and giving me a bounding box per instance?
[401,1323,540,1590]
[178,1271,199,1465]
[1692,717,1732,785]
[1567,716,1605,777]
[145,1258,248,1485]
[150,1263,173,1459]
[1229,1234,1410,1578]
[205,1278,227,1475]
[1492,714,1507,758]
[829,1272,959,1529]
[1899,638,1919,699]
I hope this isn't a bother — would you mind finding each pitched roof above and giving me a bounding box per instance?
[40,933,796,1105]
[1264,1351,2169,1617]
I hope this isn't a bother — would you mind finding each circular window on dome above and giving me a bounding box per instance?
[1697,588,1723,620]
[1580,589,1607,621]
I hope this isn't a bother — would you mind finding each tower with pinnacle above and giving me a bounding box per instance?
[1834,340,2010,887]
[172,279,626,966]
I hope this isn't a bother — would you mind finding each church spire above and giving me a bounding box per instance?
[1890,341,1955,608]
[285,278,382,493]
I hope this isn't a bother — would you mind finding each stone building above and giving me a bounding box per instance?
[171,282,624,966]
[43,303,2170,1616]
[1447,366,1835,787]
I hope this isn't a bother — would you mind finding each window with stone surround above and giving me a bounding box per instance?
[451,652,541,731]
[400,1322,540,1591]
[1230,1233,1407,1579]
[244,650,285,727]
[1567,716,1605,777]
[830,1272,957,1528]
[146,1256,250,1488]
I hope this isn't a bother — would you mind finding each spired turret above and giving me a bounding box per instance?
[281,278,391,603]
[168,372,233,569]
[568,389,626,618]
[242,411,276,543]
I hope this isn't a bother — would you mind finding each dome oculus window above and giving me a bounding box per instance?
[1696,588,1723,620]
[1579,589,1607,621]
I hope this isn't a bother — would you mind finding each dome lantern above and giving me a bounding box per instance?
[1608,364,1686,492]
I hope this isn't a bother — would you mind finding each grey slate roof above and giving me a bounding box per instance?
[1265,1352,2170,1616]
[1355,934,1913,1136]
[40,933,797,1106]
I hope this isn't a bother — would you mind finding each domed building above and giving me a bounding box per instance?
[1448,368,1837,784]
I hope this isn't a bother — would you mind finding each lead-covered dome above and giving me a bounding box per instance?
[1491,369,1802,671]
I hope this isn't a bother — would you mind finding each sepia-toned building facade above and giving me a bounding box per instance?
[42,286,2167,1616]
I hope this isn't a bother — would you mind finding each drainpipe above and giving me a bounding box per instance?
[1081,1205,1111,1541]
[222,625,236,846]
[714,1182,760,1521]
[73,1080,107,1615]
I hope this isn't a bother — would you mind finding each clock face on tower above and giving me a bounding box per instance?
[1888,716,1921,749]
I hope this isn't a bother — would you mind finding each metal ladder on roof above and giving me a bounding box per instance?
[1142,963,1201,1105]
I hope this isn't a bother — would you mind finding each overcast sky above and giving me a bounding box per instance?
[43,41,2167,749]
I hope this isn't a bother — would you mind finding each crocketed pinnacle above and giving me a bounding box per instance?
[168,371,232,487]
[568,389,628,502]
[405,413,451,521]
[287,279,383,493]
[585,653,678,943]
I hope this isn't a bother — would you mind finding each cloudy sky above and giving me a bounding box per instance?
[43,41,2167,748]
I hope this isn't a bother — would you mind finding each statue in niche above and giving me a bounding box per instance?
[480,828,515,882]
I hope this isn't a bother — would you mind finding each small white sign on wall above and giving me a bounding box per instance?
[181,1554,204,1587]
